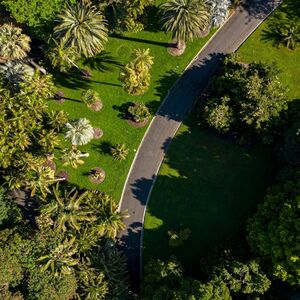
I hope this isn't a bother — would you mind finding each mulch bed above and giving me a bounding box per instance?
[167,39,186,56]
[43,159,56,171]
[88,167,106,184]
[93,128,104,139]
[54,91,65,104]
[56,171,69,181]
[89,100,103,112]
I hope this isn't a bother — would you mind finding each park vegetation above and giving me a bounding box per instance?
[0,0,298,298]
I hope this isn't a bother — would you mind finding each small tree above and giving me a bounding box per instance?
[81,89,103,111]
[276,22,300,50]
[65,118,94,148]
[128,102,151,123]
[0,23,31,60]
[61,148,89,168]
[120,48,154,95]
[110,144,129,161]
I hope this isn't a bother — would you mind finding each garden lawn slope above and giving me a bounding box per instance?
[50,26,215,202]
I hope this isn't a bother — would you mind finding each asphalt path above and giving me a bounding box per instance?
[117,0,282,291]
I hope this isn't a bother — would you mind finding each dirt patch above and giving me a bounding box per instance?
[93,128,104,139]
[88,167,106,184]
[89,100,103,111]
[127,118,149,128]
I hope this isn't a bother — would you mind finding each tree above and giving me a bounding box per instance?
[1,0,75,35]
[20,71,55,99]
[0,61,34,92]
[276,22,300,50]
[81,89,103,110]
[41,185,97,232]
[54,0,108,58]
[65,118,94,147]
[159,0,210,51]
[0,23,31,60]
[120,48,154,95]
[202,55,288,144]
[46,40,80,73]
[28,269,77,300]
[37,237,79,276]
[247,168,300,286]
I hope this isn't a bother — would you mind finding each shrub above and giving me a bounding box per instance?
[128,103,150,123]
[110,144,129,161]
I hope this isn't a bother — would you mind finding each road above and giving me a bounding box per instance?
[117,0,282,291]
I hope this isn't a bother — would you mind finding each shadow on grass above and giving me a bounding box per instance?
[53,71,91,90]
[140,116,277,276]
[142,5,161,33]
[155,70,180,99]
[92,140,113,155]
[112,101,134,119]
[89,80,122,87]
[82,51,123,72]
[112,34,170,48]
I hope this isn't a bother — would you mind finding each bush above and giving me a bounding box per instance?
[128,103,150,123]
[110,144,129,161]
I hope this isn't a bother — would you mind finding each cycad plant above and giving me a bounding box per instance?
[54,0,108,58]
[61,148,90,168]
[160,0,210,51]
[128,102,151,123]
[65,118,94,148]
[81,89,103,111]
[0,23,31,60]
[277,23,300,50]
[110,144,129,161]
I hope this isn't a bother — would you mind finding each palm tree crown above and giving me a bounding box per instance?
[0,23,31,60]
[65,118,94,146]
[54,0,108,58]
[160,0,210,44]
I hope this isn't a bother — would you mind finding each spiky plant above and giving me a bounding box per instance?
[54,0,108,58]
[47,110,69,132]
[128,102,151,122]
[160,0,210,50]
[278,23,300,50]
[65,118,94,147]
[61,148,89,168]
[81,89,102,109]
[110,144,129,161]
[0,23,31,60]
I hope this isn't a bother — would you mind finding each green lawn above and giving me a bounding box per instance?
[143,117,276,276]
[143,0,300,276]
[49,15,215,202]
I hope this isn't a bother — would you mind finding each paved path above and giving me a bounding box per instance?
[117,0,282,291]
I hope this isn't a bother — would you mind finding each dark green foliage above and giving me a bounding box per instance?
[281,120,300,165]
[1,0,75,37]
[28,269,77,300]
[128,102,151,122]
[247,168,300,286]
[202,54,288,143]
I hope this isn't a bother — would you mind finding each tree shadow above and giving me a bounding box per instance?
[117,221,143,292]
[156,52,224,122]
[112,34,170,48]
[240,0,283,22]
[92,140,114,155]
[142,5,161,33]
[82,51,123,72]
[155,70,180,99]
[112,101,134,119]
[89,80,122,87]
[53,71,90,90]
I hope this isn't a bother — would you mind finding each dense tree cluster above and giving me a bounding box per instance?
[201,54,288,143]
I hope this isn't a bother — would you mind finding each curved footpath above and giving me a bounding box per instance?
[117,0,282,291]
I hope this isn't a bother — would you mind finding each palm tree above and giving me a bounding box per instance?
[81,89,103,110]
[160,0,210,51]
[110,143,129,161]
[41,185,97,232]
[65,118,94,148]
[54,0,108,58]
[37,237,79,276]
[277,23,300,50]
[0,23,31,60]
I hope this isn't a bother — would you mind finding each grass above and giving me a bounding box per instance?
[143,0,300,276]
[49,16,216,202]
[143,117,276,276]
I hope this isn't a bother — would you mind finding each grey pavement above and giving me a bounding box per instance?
[117,0,282,291]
